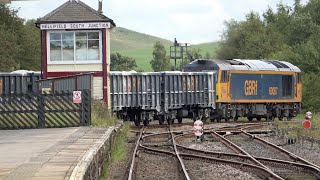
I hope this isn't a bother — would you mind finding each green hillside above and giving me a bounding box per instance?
[110,27,220,71]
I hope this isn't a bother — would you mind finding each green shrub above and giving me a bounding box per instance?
[91,101,119,127]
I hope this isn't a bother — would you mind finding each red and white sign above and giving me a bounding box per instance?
[306,111,313,119]
[193,120,204,136]
[73,91,82,103]
[303,120,311,129]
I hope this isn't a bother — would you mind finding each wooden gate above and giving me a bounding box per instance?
[0,90,91,129]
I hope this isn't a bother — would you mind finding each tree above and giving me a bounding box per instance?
[204,52,211,59]
[110,53,137,71]
[190,48,202,60]
[0,5,41,71]
[18,19,41,70]
[150,41,171,71]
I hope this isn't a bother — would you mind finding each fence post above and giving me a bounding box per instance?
[37,93,45,128]
[81,89,91,126]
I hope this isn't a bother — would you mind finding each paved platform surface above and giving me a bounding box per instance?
[0,127,112,180]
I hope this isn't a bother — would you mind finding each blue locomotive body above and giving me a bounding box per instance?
[230,73,294,100]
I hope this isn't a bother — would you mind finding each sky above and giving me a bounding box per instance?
[11,0,305,44]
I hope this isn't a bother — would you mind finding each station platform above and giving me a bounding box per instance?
[0,126,116,180]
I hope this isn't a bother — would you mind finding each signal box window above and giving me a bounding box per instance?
[49,31,101,64]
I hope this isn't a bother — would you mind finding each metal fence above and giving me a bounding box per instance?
[37,73,93,93]
[0,89,91,129]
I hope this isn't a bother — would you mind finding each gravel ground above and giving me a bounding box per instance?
[259,134,320,167]
[109,122,320,180]
[184,160,262,180]
[177,134,234,154]
[225,134,320,179]
[136,152,181,180]
[226,135,292,161]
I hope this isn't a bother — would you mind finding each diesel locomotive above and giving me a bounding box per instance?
[110,59,302,125]
[184,59,302,121]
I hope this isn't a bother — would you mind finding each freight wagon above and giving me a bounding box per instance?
[0,70,41,94]
[110,71,216,125]
[184,59,301,121]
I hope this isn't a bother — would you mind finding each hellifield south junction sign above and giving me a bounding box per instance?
[40,22,111,30]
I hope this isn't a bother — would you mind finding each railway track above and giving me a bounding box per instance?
[128,123,320,179]
[128,126,190,180]
[227,130,320,179]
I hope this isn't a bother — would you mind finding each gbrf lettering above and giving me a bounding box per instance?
[244,80,258,96]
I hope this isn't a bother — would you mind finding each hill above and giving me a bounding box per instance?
[110,27,220,71]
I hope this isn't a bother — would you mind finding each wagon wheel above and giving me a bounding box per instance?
[192,111,198,122]
[134,118,140,127]
[159,115,165,125]
[134,113,142,127]
[143,119,149,126]
[233,116,239,121]
[216,117,221,122]
[167,118,174,125]
[267,116,275,121]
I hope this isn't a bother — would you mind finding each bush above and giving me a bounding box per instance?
[91,101,119,127]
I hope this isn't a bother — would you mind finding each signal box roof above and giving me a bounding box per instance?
[37,0,115,27]
[184,59,301,72]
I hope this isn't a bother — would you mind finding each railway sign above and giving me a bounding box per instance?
[193,120,204,136]
[306,111,313,119]
[303,120,311,129]
[73,91,82,103]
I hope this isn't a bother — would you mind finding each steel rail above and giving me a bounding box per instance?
[169,126,191,180]
[240,130,320,171]
[139,144,278,179]
[211,131,283,180]
[128,128,144,180]
[130,121,268,131]
[217,123,267,131]
[174,142,320,178]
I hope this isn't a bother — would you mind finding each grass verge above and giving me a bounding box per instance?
[274,115,320,139]
[100,122,130,179]
[91,101,119,127]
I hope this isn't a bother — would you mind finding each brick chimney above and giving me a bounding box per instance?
[98,0,103,14]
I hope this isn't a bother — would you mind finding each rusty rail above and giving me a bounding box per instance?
[140,143,278,179]
[240,130,320,171]
[128,128,144,180]
[169,126,191,180]
[174,140,320,178]
[211,131,283,179]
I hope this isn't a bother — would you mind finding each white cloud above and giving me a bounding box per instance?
[11,0,299,44]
